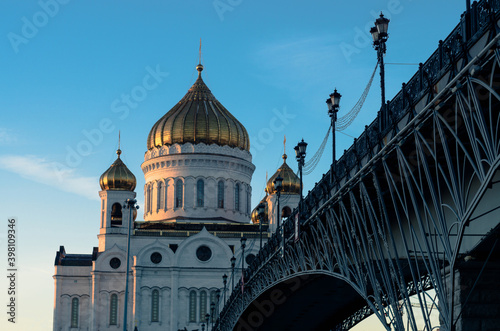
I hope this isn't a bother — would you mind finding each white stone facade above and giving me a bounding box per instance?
[53,228,260,331]
[53,142,261,331]
[53,65,265,331]
[142,143,255,223]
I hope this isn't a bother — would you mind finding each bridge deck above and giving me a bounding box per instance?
[216,2,500,330]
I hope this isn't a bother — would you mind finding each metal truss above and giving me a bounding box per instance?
[216,3,500,330]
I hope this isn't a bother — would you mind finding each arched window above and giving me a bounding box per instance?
[247,189,251,214]
[145,185,150,213]
[111,203,122,226]
[189,291,197,323]
[158,182,164,211]
[110,293,118,325]
[175,180,183,208]
[151,289,159,322]
[234,183,240,211]
[197,179,204,207]
[217,181,224,208]
[149,185,153,212]
[199,291,207,322]
[164,181,168,210]
[71,298,79,328]
[146,184,153,213]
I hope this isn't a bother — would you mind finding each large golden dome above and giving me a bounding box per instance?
[147,64,250,151]
[99,149,136,191]
[266,154,300,195]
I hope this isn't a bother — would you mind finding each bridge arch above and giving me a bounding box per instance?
[237,271,368,331]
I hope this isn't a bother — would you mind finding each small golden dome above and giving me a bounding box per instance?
[266,154,300,195]
[251,198,268,224]
[99,149,137,191]
[147,64,250,151]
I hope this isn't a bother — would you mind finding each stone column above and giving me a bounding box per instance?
[448,260,500,331]
[52,274,61,331]
[170,268,180,330]
[90,271,100,331]
[133,264,142,329]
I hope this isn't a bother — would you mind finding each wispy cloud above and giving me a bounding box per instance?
[253,36,341,89]
[256,36,339,70]
[0,155,98,200]
[0,128,17,145]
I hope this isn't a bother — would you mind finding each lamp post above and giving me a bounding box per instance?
[240,237,247,270]
[294,140,307,220]
[216,289,221,317]
[273,175,283,231]
[257,202,265,250]
[205,314,210,331]
[326,90,341,185]
[210,301,215,329]
[273,175,284,254]
[240,237,247,312]
[230,256,236,290]
[326,89,341,165]
[370,12,390,128]
[122,198,139,331]
[222,274,228,305]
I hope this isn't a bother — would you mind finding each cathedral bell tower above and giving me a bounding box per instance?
[98,148,137,251]
[264,153,301,233]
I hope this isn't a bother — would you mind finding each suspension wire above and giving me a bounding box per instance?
[338,130,357,139]
[337,62,378,131]
[299,63,378,176]
[385,62,420,65]
[303,125,331,175]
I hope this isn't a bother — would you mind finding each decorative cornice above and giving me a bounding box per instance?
[144,142,252,162]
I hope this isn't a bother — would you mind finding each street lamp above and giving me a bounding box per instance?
[216,289,221,317]
[294,139,307,220]
[273,174,284,255]
[210,301,215,329]
[240,237,247,312]
[122,198,139,331]
[222,274,228,305]
[240,237,247,271]
[257,202,265,250]
[230,256,236,290]
[326,89,341,183]
[273,175,283,230]
[205,314,210,331]
[370,12,390,128]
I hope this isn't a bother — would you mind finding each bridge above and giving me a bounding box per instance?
[215,1,500,330]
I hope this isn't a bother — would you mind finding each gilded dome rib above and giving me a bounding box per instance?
[99,149,136,191]
[208,100,221,145]
[147,65,250,151]
[212,102,228,145]
[266,154,300,195]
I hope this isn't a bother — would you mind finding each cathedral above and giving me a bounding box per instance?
[52,61,300,330]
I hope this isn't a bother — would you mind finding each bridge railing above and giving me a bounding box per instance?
[215,1,500,329]
[302,0,500,218]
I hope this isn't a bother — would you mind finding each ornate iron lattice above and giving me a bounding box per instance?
[215,2,500,330]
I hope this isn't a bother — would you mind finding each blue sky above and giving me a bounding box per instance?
[0,1,465,329]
